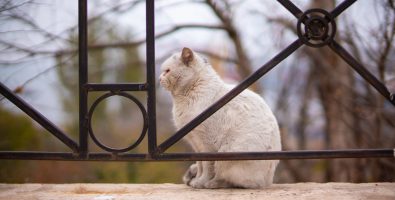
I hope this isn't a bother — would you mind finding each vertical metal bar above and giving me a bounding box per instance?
[78,0,88,157]
[0,82,79,152]
[146,0,158,157]
[157,39,304,153]
[328,40,395,106]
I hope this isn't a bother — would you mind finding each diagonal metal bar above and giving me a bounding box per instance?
[157,38,304,153]
[328,40,395,106]
[0,82,79,152]
[330,0,357,18]
[277,0,304,19]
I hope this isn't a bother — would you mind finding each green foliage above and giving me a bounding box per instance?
[0,106,43,182]
[0,106,41,151]
[126,162,190,184]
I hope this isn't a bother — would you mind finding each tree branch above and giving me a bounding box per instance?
[0,23,226,58]
[205,0,260,92]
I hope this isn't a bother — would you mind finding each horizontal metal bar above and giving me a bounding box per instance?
[0,152,77,160]
[330,0,357,18]
[0,82,79,152]
[277,0,304,19]
[158,149,394,161]
[0,149,393,161]
[328,40,395,106]
[85,83,147,92]
[157,38,304,153]
[88,153,147,160]
[0,152,147,161]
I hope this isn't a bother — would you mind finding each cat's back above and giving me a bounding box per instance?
[223,84,274,116]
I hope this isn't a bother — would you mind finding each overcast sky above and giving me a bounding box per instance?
[0,0,383,127]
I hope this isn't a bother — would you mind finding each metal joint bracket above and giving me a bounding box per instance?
[110,90,121,95]
[83,115,89,128]
[111,152,118,160]
[72,151,79,157]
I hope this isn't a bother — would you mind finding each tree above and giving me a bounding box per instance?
[1,0,394,183]
[267,0,395,182]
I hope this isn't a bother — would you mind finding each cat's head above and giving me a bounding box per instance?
[159,47,206,92]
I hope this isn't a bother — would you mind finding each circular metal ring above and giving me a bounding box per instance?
[297,8,337,48]
[304,16,329,40]
[88,92,148,153]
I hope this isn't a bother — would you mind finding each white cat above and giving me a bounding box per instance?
[159,47,281,189]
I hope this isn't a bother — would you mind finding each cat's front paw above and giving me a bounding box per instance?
[188,178,206,189]
[204,179,229,189]
[182,164,198,185]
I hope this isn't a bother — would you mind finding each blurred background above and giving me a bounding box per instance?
[0,0,394,183]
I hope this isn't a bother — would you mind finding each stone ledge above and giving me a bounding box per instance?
[0,183,394,200]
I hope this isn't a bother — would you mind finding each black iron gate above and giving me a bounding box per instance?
[0,0,394,161]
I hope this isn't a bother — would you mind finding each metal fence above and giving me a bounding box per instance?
[0,0,394,161]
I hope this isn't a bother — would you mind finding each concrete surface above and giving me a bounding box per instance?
[0,183,394,200]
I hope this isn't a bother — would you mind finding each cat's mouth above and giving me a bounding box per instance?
[159,73,181,91]
[159,77,170,90]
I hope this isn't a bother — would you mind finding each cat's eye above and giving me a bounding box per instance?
[164,69,170,74]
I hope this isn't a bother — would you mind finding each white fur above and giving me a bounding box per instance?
[159,48,281,189]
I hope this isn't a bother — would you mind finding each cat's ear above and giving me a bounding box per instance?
[181,47,194,66]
